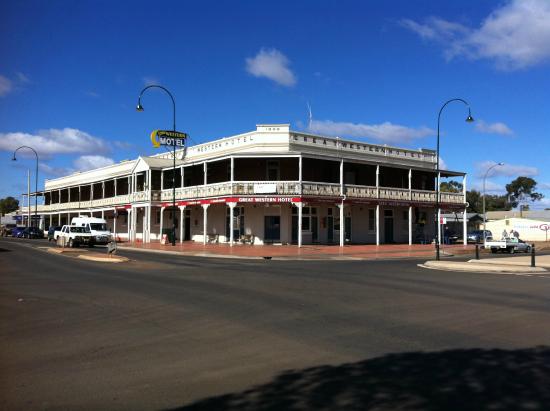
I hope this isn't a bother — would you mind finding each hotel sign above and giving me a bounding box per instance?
[150,130,188,148]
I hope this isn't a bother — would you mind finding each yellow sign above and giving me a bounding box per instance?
[150,130,188,148]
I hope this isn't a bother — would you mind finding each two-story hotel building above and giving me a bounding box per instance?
[22,124,467,246]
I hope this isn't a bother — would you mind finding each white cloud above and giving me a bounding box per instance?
[438,157,448,170]
[538,182,550,190]
[308,119,434,145]
[0,75,13,97]
[401,0,550,70]
[475,161,538,178]
[39,162,71,177]
[73,155,115,171]
[245,48,297,87]
[475,120,513,135]
[470,180,505,193]
[0,128,110,157]
[16,72,31,84]
[142,77,160,86]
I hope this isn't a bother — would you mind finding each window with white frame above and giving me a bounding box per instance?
[292,206,317,232]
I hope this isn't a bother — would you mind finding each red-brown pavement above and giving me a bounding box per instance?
[119,241,476,260]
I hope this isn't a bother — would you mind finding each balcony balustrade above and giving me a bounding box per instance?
[34,182,464,215]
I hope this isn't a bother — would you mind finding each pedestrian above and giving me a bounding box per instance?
[502,229,508,239]
[508,230,515,239]
[514,230,520,239]
[444,226,450,244]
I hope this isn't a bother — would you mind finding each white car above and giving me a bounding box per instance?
[54,225,94,248]
[71,216,111,245]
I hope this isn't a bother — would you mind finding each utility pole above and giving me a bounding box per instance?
[27,169,31,228]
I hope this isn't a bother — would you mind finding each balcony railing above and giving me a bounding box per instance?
[32,182,465,214]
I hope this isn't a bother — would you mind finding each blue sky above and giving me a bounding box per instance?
[1,0,549,208]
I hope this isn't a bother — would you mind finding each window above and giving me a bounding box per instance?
[292,206,316,232]
[368,209,375,232]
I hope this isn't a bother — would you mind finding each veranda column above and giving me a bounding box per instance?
[127,208,132,242]
[202,204,209,245]
[228,202,236,246]
[339,159,344,196]
[146,205,151,243]
[463,207,468,246]
[338,202,345,247]
[113,208,117,240]
[179,206,185,244]
[408,206,413,245]
[375,204,380,245]
[297,202,303,247]
[298,155,303,194]
[101,210,104,219]
[463,174,468,245]
[159,206,165,240]
[376,165,380,198]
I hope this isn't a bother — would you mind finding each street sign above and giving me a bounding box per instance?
[150,130,188,148]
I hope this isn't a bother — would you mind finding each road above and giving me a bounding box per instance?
[1,237,550,410]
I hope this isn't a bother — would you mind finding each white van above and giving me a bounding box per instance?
[71,216,111,245]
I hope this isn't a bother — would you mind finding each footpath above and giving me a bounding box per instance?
[118,242,475,261]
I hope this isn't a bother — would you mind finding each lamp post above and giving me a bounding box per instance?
[435,98,474,260]
[137,84,178,246]
[12,146,39,228]
[482,162,504,243]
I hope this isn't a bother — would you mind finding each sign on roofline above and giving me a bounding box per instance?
[151,130,188,148]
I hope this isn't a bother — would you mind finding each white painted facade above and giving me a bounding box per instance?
[21,124,468,246]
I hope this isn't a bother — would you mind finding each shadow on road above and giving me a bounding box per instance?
[171,346,550,411]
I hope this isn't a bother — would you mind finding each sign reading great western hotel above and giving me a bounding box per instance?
[150,130,188,148]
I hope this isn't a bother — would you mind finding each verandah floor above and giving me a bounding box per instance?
[119,241,475,260]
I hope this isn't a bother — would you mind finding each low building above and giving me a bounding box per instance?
[485,217,550,242]
[19,124,467,246]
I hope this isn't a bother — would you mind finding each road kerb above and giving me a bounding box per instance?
[421,260,547,273]
[77,254,129,263]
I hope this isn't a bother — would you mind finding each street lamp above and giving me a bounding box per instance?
[482,162,504,243]
[435,98,474,261]
[137,84,178,246]
[12,146,39,228]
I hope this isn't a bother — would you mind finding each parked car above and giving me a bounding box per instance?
[54,225,94,247]
[22,227,44,239]
[71,216,111,245]
[467,230,492,243]
[47,226,62,242]
[1,224,17,236]
[11,226,26,238]
[485,238,532,254]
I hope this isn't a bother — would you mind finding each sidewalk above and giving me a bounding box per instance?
[118,241,475,261]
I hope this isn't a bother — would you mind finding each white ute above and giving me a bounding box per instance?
[54,225,94,248]
[71,216,111,245]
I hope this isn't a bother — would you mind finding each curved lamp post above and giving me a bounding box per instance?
[137,85,178,246]
[482,162,504,243]
[12,146,39,228]
[435,98,474,260]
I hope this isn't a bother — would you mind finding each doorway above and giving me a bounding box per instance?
[384,209,394,243]
[264,216,281,243]
[184,210,191,241]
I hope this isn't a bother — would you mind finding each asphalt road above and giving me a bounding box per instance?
[1,238,550,410]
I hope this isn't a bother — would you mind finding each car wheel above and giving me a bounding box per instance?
[491,249,497,254]
[509,247,514,254]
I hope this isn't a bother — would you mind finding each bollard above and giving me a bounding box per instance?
[475,244,480,260]
[531,244,536,267]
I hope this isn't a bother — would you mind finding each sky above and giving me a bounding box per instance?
[1,0,549,209]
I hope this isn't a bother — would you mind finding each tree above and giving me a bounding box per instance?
[440,180,463,193]
[505,177,544,209]
[466,190,482,213]
[0,196,19,215]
